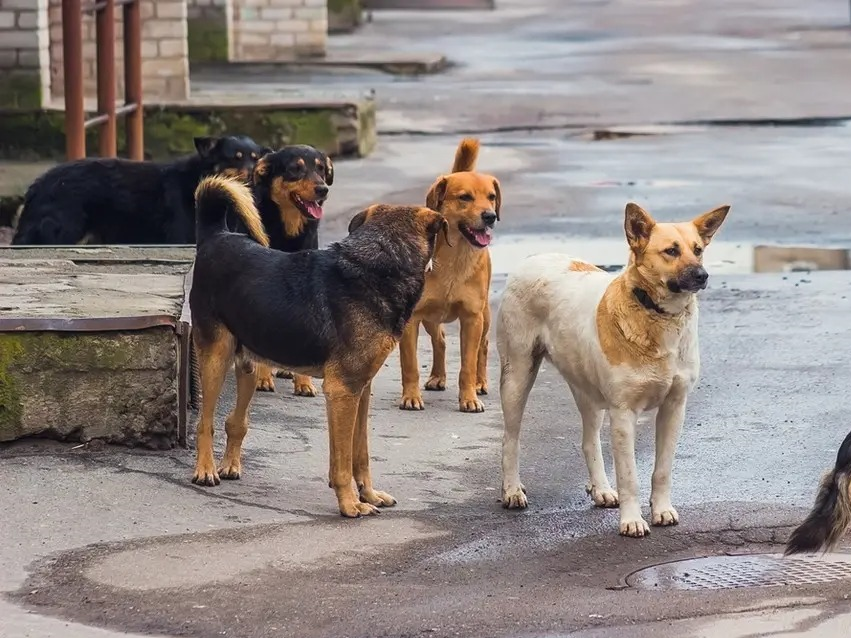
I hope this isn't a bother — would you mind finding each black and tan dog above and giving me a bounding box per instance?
[189,175,447,517]
[13,135,269,246]
[245,145,334,396]
[785,429,851,555]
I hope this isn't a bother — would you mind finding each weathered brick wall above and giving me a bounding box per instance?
[47,0,189,103]
[189,0,226,21]
[0,0,50,108]
[228,0,328,62]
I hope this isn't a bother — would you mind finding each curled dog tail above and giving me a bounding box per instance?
[452,137,480,173]
[785,429,851,555]
[194,175,269,248]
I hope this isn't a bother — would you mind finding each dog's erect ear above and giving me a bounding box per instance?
[254,157,269,181]
[259,146,274,157]
[193,137,220,158]
[426,177,448,212]
[348,208,369,234]
[624,202,656,255]
[324,155,334,186]
[493,178,502,221]
[692,205,731,245]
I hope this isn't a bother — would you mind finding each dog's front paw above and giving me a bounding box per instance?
[218,456,242,481]
[586,484,619,508]
[275,370,293,379]
[475,380,488,395]
[459,394,484,413]
[619,515,651,538]
[359,488,397,508]
[293,378,317,397]
[502,483,528,509]
[651,504,680,527]
[339,500,382,518]
[424,375,446,391]
[400,389,425,410]
[192,460,220,487]
[256,373,276,392]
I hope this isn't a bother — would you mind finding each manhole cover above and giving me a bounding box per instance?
[627,553,851,591]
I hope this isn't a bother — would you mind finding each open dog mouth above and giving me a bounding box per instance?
[459,223,493,248]
[291,194,325,220]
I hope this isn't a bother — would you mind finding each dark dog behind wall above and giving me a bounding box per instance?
[12,135,271,246]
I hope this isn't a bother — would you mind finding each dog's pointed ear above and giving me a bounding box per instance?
[426,177,448,212]
[324,155,334,186]
[193,136,219,158]
[348,208,369,234]
[493,178,502,221]
[624,202,656,255]
[692,205,730,245]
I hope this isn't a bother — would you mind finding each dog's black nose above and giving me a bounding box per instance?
[314,184,329,198]
[691,266,709,287]
[481,210,497,226]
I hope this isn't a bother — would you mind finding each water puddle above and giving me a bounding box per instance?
[489,234,850,279]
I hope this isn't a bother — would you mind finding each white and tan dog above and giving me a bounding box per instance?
[496,202,730,537]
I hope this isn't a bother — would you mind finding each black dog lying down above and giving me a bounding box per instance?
[12,135,270,246]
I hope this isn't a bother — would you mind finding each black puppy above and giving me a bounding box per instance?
[245,145,334,395]
[12,135,270,246]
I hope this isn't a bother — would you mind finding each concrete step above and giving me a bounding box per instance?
[0,247,194,449]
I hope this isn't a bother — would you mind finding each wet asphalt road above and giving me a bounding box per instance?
[4,1,851,637]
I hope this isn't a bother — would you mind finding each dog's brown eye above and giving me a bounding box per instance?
[694,245,703,256]
[664,246,679,257]
[459,193,474,202]
[488,193,496,201]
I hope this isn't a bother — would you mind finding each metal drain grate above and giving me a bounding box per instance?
[627,553,851,591]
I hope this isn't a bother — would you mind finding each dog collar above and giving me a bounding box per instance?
[632,287,667,315]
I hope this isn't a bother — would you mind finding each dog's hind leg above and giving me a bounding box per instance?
[218,358,258,480]
[573,389,617,508]
[650,391,687,527]
[399,320,425,410]
[475,302,491,396]
[422,321,447,391]
[610,408,649,537]
[325,374,380,517]
[499,348,542,509]
[353,381,396,509]
[192,327,235,486]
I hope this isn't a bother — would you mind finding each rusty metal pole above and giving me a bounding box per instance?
[96,0,117,157]
[123,0,143,160]
[62,0,86,160]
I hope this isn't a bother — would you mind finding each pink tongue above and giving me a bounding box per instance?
[471,229,492,246]
[304,201,323,219]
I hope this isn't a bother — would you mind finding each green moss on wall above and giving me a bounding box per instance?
[0,336,24,433]
[0,102,374,161]
[187,18,228,63]
[328,0,362,33]
[0,72,43,109]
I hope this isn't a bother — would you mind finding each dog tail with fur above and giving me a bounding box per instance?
[452,137,480,173]
[785,429,851,555]
[194,175,269,248]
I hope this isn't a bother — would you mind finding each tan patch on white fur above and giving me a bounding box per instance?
[569,260,603,273]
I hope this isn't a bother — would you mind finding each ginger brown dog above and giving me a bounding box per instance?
[190,174,446,517]
[399,138,501,413]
